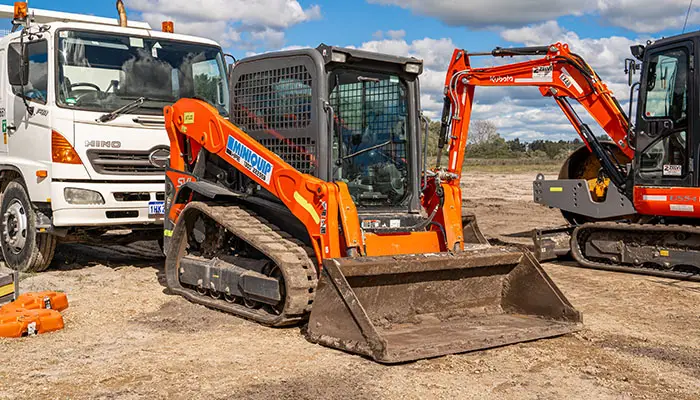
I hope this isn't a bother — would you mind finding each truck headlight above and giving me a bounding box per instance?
[64,188,105,205]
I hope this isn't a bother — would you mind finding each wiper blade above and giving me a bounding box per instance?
[96,97,146,123]
[343,140,391,160]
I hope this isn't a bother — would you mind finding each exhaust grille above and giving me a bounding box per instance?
[87,150,163,175]
[259,137,316,174]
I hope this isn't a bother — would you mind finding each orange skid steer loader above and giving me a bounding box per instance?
[160,45,582,363]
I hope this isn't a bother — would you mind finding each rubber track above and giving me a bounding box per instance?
[571,221,700,282]
[166,202,318,326]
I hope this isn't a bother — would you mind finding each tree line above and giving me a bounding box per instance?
[426,120,592,160]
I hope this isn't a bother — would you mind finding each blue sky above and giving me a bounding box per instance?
[3,0,699,140]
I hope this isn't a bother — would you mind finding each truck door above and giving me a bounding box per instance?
[634,41,696,187]
[6,39,51,163]
[0,49,7,154]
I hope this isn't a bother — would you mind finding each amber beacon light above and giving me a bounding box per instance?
[13,2,28,20]
[162,21,174,33]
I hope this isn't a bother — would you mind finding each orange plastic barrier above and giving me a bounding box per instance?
[0,291,69,314]
[0,308,64,338]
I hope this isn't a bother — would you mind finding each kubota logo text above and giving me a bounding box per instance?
[490,75,514,83]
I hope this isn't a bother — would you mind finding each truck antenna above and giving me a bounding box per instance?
[683,0,694,33]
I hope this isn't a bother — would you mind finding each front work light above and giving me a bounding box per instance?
[404,63,421,74]
[331,52,347,63]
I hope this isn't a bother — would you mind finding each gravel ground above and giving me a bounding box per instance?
[0,173,698,399]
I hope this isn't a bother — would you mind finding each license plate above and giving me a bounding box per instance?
[148,201,165,217]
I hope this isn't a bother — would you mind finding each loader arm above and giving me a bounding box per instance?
[164,99,361,261]
[440,43,632,188]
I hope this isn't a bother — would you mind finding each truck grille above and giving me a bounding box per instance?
[87,150,163,175]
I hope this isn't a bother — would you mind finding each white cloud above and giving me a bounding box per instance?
[368,0,591,28]
[125,0,321,49]
[368,0,699,32]
[386,29,406,40]
[348,21,653,140]
[596,0,700,33]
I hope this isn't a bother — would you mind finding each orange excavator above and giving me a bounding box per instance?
[441,37,700,281]
[160,45,582,363]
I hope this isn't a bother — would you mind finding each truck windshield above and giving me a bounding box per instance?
[57,30,229,117]
[330,69,411,208]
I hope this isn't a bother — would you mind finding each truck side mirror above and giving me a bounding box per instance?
[8,43,28,87]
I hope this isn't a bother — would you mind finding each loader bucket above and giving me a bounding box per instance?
[306,247,582,363]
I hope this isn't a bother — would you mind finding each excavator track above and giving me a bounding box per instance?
[165,202,318,327]
[571,222,700,282]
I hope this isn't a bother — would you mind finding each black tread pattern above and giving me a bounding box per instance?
[571,221,700,282]
[166,201,317,326]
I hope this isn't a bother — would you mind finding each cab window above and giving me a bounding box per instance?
[10,40,48,104]
[639,47,690,180]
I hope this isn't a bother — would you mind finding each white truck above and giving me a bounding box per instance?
[0,3,230,271]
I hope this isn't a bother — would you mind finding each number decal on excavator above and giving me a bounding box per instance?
[225,136,274,184]
[320,201,327,234]
[183,112,195,124]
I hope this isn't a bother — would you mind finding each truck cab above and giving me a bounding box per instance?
[0,4,229,271]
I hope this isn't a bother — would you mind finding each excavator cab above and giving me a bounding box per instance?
[161,44,582,363]
[633,38,696,190]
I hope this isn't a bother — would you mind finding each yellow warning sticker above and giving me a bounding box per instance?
[183,112,195,125]
[163,229,173,237]
[549,187,563,192]
[659,250,670,257]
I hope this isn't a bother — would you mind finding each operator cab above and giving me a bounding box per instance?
[632,32,698,188]
[227,44,425,230]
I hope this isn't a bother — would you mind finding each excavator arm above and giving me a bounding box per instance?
[440,43,632,189]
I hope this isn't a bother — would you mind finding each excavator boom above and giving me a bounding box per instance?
[440,43,632,187]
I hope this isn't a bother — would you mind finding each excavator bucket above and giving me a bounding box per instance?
[306,247,582,363]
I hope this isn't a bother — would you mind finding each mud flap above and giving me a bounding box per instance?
[306,247,582,363]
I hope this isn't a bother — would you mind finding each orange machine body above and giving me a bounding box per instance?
[164,100,465,266]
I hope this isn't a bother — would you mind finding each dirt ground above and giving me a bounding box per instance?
[1,173,698,400]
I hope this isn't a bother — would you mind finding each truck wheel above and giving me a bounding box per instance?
[0,180,57,272]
